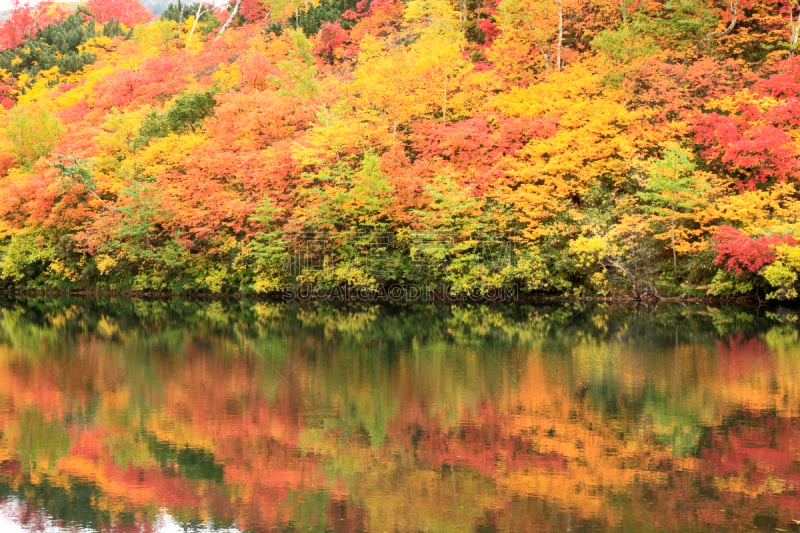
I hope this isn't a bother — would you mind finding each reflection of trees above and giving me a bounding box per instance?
[0,298,797,530]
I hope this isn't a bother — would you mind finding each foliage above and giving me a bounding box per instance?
[635,144,711,283]
[0,9,129,100]
[713,225,796,275]
[0,229,56,283]
[761,244,800,299]
[267,0,360,36]
[0,0,69,51]
[86,0,154,27]
[3,104,64,167]
[161,1,218,35]
[0,0,796,300]
[134,89,217,149]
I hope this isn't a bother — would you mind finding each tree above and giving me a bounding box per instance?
[706,0,739,40]
[3,104,64,168]
[290,152,398,288]
[134,89,217,150]
[86,0,154,26]
[184,2,217,48]
[761,243,800,299]
[0,0,69,51]
[694,107,799,191]
[350,1,471,132]
[636,144,711,282]
[313,21,348,63]
[489,0,568,79]
[713,225,795,274]
[244,198,290,292]
[788,0,800,55]
[216,0,243,40]
[350,36,422,134]
[408,35,471,122]
[409,172,530,293]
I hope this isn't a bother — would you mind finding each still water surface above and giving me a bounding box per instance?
[0,298,799,532]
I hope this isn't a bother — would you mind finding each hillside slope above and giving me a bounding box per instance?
[0,0,799,299]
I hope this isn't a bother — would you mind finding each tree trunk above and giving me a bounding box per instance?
[670,209,677,283]
[442,75,448,122]
[216,0,243,41]
[536,40,552,76]
[790,1,800,56]
[556,0,563,71]
[707,0,738,40]
[186,2,208,48]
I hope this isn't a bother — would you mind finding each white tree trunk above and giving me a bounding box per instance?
[186,2,211,48]
[790,1,800,55]
[216,0,243,41]
[556,0,563,71]
[536,39,552,76]
[707,0,739,40]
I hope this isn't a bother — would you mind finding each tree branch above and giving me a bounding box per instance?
[215,0,243,41]
[186,2,213,48]
[707,0,738,40]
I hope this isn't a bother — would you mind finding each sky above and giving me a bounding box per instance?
[0,0,40,13]
[0,0,223,16]
[0,0,170,14]
[0,0,85,14]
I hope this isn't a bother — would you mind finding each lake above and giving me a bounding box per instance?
[0,297,798,532]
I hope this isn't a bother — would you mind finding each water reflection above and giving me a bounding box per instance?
[0,298,798,531]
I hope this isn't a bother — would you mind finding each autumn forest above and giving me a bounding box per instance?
[1,0,800,299]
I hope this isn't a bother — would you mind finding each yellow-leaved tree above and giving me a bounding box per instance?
[3,104,64,168]
[488,0,568,82]
[350,0,472,135]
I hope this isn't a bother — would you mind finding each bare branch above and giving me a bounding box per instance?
[216,0,243,41]
[186,2,213,48]
[707,0,738,40]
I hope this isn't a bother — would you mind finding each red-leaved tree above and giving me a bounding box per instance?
[86,0,154,26]
[713,225,796,274]
[0,0,67,51]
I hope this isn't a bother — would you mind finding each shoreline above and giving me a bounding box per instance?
[0,288,766,306]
